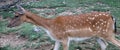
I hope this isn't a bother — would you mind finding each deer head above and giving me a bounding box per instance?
[7,5,30,28]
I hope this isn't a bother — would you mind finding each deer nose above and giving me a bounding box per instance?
[7,24,12,28]
[7,25,10,27]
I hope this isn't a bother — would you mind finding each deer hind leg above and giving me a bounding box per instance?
[61,39,69,50]
[106,36,120,47]
[53,41,60,50]
[96,38,108,50]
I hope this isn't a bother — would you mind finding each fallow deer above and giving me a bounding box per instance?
[7,5,120,50]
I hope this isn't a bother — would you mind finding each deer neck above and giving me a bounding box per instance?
[24,11,52,28]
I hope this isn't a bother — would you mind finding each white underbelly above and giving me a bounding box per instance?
[65,27,93,33]
[68,37,91,41]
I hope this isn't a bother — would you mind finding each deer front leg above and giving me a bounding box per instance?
[53,41,60,50]
[97,38,108,50]
[61,39,69,50]
[107,36,120,47]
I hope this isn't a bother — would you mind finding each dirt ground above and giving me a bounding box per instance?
[0,33,54,50]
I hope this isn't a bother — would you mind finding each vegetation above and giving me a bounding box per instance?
[0,0,120,50]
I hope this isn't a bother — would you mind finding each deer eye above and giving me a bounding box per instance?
[15,16,19,18]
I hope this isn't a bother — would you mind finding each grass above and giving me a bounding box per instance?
[0,0,120,50]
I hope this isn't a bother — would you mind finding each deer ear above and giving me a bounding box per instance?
[16,5,26,14]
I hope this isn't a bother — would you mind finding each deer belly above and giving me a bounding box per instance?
[68,37,91,41]
[66,28,95,37]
